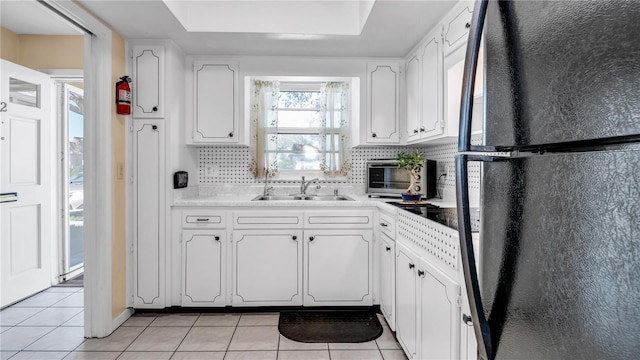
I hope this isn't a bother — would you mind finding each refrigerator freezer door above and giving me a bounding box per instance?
[484,0,640,149]
[480,148,640,359]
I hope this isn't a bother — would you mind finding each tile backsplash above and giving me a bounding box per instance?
[198,135,482,203]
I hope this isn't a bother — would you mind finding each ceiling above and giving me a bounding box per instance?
[1,0,458,58]
[0,0,83,35]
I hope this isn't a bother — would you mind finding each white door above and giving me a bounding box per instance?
[62,83,84,278]
[1,60,52,307]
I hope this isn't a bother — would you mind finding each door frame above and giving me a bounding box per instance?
[55,79,85,281]
[45,1,116,338]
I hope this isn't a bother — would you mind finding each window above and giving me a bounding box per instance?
[249,78,354,179]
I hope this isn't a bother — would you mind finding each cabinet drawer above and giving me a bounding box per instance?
[378,212,396,239]
[233,211,303,229]
[305,210,373,229]
[182,210,226,228]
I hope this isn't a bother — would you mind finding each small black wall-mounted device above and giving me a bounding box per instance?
[173,171,188,189]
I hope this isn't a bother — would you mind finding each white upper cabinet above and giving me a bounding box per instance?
[188,59,239,144]
[365,62,401,144]
[405,54,420,143]
[132,45,164,118]
[405,27,444,144]
[403,0,482,144]
[443,1,474,55]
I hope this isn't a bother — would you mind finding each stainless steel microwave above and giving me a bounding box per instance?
[365,159,437,199]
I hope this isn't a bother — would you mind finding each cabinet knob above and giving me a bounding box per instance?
[292,235,297,240]
[420,127,425,132]
[418,270,425,277]
[386,246,391,252]
[153,106,158,112]
[371,133,377,138]
[409,263,415,269]
[228,132,234,138]
[309,236,315,241]
[463,314,473,325]
[214,236,220,241]
[152,125,158,131]
[413,129,419,134]
[380,223,388,227]
[465,22,471,29]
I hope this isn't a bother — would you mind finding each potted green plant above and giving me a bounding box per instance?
[397,151,424,202]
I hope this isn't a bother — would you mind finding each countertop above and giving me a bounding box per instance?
[172,192,458,210]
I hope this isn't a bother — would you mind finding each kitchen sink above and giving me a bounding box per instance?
[252,194,354,201]
[303,195,353,201]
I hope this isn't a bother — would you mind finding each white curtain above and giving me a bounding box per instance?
[249,80,280,178]
[319,82,351,177]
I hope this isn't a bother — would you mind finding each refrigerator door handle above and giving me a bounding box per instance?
[459,0,489,152]
[456,154,492,360]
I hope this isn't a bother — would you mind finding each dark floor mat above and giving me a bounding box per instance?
[278,310,383,343]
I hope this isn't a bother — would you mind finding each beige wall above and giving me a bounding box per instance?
[111,31,127,320]
[0,27,19,62]
[17,35,84,69]
[0,27,84,68]
[1,24,128,321]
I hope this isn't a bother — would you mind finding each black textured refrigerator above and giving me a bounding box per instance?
[455,1,640,359]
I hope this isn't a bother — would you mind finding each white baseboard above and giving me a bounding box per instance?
[112,307,134,330]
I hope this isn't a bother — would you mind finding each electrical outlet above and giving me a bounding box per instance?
[116,162,125,180]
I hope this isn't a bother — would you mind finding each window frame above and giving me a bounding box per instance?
[248,76,359,181]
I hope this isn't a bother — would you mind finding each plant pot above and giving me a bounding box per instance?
[401,193,421,202]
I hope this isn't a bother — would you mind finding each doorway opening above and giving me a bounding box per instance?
[56,79,85,284]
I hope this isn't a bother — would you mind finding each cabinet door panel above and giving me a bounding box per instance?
[133,121,165,308]
[233,230,302,306]
[367,62,400,143]
[379,233,395,330]
[419,258,461,360]
[305,230,373,306]
[420,34,444,139]
[132,45,164,118]
[405,55,420,142]
[193,61,238,143]
[443,2,473,55]
[182,230,225,306]
[395,244,418,359]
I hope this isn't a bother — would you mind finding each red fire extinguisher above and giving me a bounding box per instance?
[115,76,131,115]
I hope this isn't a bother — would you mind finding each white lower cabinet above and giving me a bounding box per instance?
[420,256,462,360]
[303,229,373,306]
[133,120,165,309]
[182,230,225,306]
[396,243,420,359]
[396,241,462,360]
[232,230,303,306]
[379,231,396,331]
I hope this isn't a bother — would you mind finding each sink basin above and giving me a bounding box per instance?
[252,194,353,201]
[252,195,306,201]
[303,195,354,201]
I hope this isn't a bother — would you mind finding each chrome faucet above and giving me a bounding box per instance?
[300,176,319,195]
[263,170,273,196]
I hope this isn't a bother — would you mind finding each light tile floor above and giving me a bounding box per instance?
[1,288,406,360]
